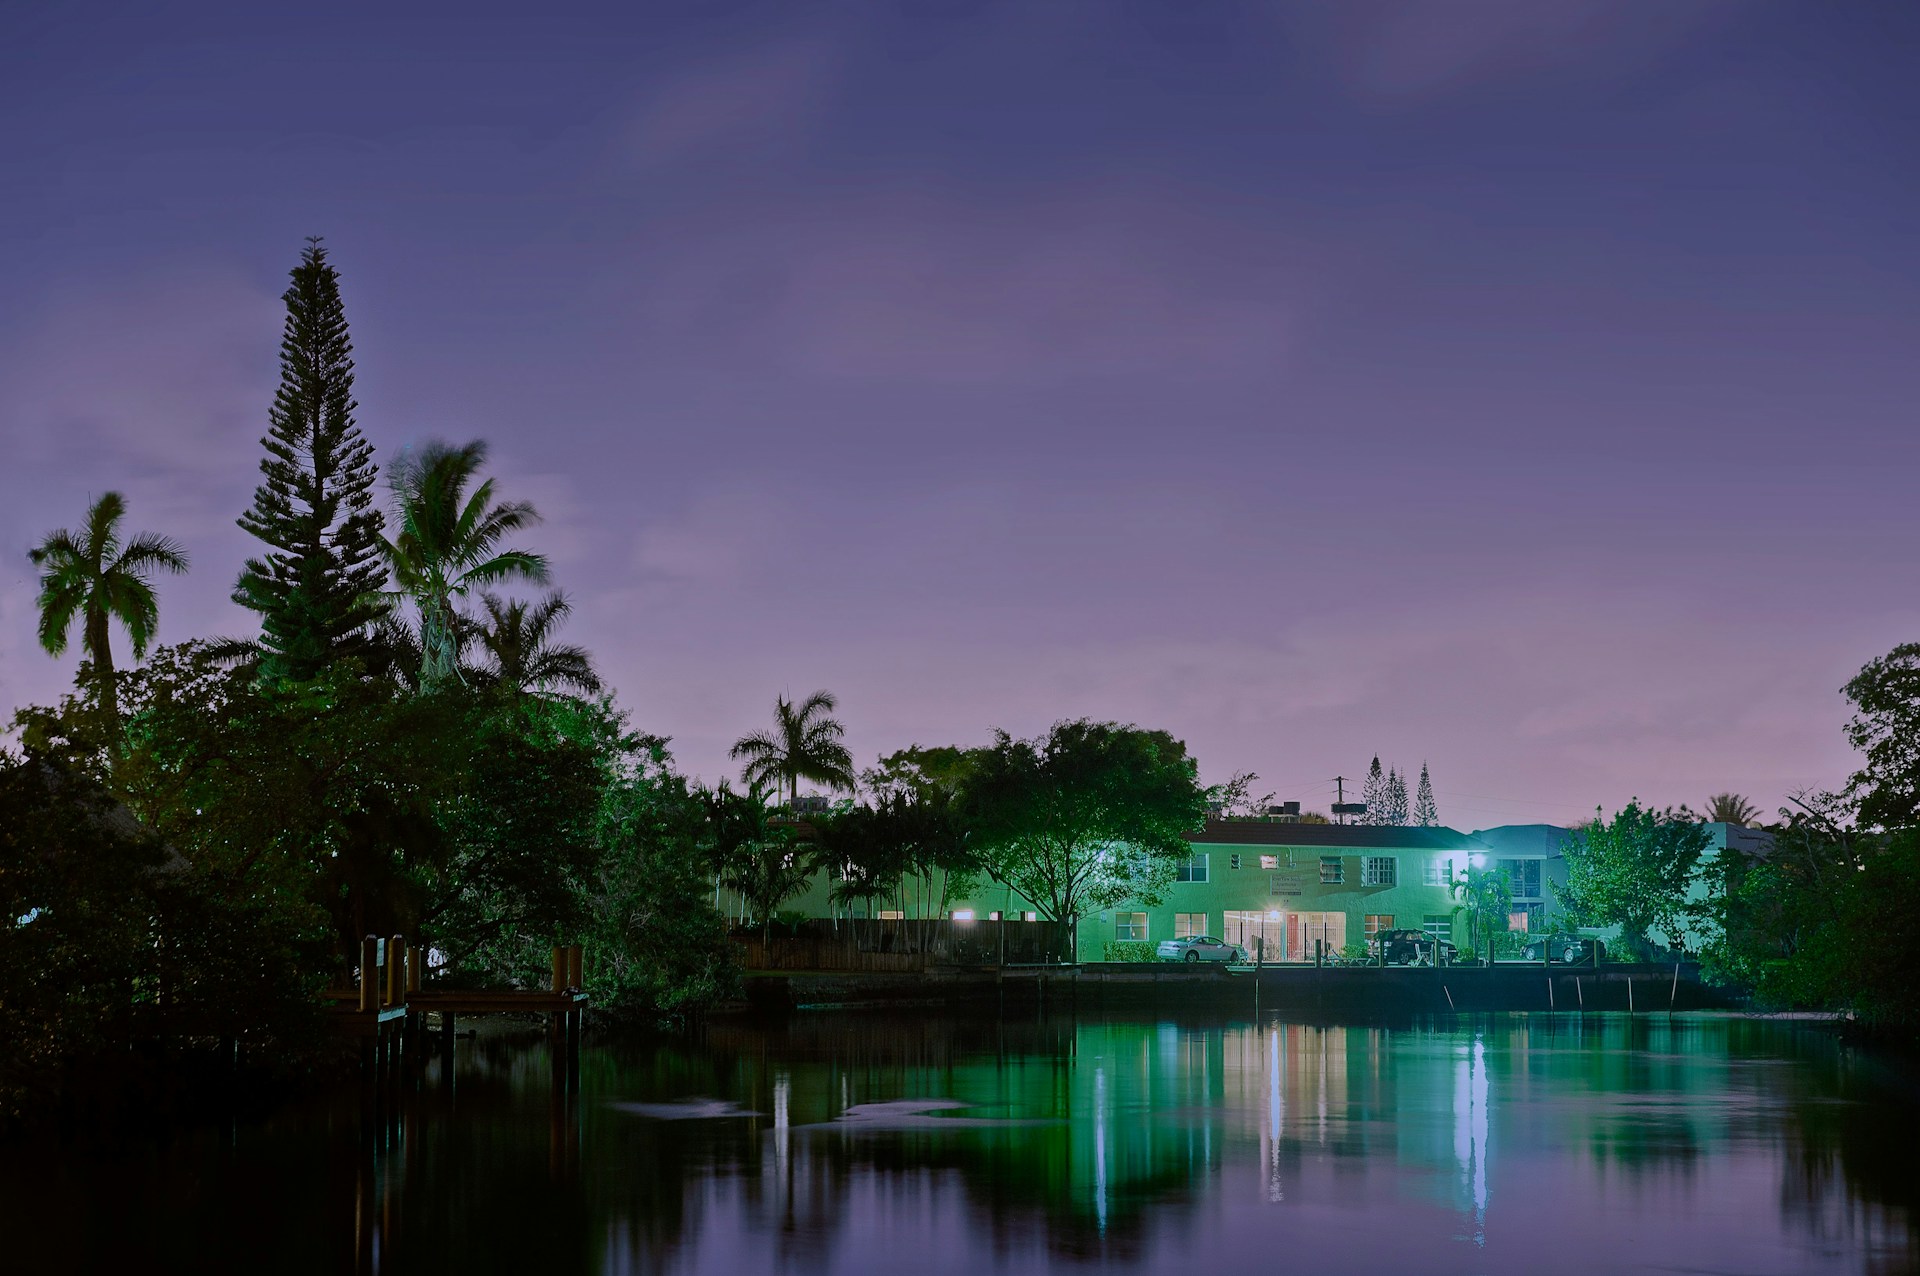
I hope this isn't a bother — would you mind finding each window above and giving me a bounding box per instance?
[1423,858,1447,887]
[1115,913,1148,942]
[1229,854,1242,870]
[950,909,975,921]
[1175,912,1208,938]
[988,911,1003,921]
[878,910,904,920]
[1421,915,1452,943]
[1501,858,1542,898]
[1320,856,1344,885]
[1362,856,1396,886]
[1224,910,1283,959]
[1511,902,1544,931]
[1260,854,1279,870]
[1024,911,1039,922]
[1176,854,1209,882]
[1364,914,1395,938]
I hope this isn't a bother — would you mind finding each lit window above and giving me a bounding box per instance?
[1175,912,1208,938]
[1320,856,1344,885]
[1362,856,1396,886]
[878,910,904,920]
[1423,858,1445,886]
[1421,915,1452,943]
[1115,913,1148,942]
[1024,911,1039,922]
[951,909,975,921]
[1176,854,1209,882]
[988,910,1003,921]
[1507,910,1530,933]
[1364,914,1394,938]
[1260,854,1279,870]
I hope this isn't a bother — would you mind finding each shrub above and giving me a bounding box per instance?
[1102,941,1157,962]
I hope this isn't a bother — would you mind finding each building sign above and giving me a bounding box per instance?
[1268,869,1312,897]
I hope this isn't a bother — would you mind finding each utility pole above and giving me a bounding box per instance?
[1333,776,1349,824]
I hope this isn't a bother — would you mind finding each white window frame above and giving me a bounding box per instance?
[1176,854,1209,883]
[1363,856,1396,887]
[1174,912,1208,939]
[1320,856,1344,885]
[1115,912,1148,942]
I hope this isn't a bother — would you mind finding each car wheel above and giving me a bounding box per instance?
[1184,950,1199,963]
[1562,946,1581,964]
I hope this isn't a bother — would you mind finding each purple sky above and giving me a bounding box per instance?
[4,1,1918,830]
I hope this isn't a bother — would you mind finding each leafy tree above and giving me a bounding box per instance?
[106,642,463,958]
[1383,767,1409,825]
[1556,800,1714,957]
[28,492,189,717]
[1841,643,1920,831]
[1702,792,1760,825]
[730,690,856,808]
[474,592,599,697]
[578,755,740,1025]
[1210,770,1275,818]
[1360,755,1386,824]
[381,439,548,690]
[959,720,1208,959]
[1413,762,1438,826]
[234,239,388,683]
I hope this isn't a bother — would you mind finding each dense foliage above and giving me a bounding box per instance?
[1558,800,1714,958]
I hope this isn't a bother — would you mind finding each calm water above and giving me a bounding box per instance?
[5,1013,1917,1275]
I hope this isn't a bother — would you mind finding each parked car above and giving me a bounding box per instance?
[1522,935,1607,964]
[1372,928,1456,966]
[1157,935,1246,963]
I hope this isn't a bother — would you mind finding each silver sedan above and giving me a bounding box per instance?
[1156,935,1245,963]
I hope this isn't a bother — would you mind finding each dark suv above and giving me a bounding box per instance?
[1373,928,1456,966]
[1521,935,1607,964]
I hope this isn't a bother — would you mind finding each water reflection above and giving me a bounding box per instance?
[2,1014,1915,1274]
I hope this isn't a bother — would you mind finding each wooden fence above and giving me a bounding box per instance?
[733,918,1070,972]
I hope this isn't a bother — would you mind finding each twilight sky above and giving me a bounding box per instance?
[4,1,1918,831]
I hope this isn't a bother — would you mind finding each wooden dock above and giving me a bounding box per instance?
[329,935,589,1123]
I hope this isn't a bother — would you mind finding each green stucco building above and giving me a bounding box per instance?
[759,819,1556,963]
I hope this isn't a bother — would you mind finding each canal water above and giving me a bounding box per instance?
[4,1013,1915,1274]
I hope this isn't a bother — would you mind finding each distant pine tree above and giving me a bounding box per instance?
[1385,767,1409,825]
[1414,762,1438,826]
[1360,756,1386,824]
[234,239,388,682]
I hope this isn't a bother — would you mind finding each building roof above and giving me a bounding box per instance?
[1190,819,1489,851]
[1469,824,1580,858]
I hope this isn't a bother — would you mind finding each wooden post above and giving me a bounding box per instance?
[567,944,583,991]
[1576,976,1584,1009]
[551,946,566,994]
[408,946,423,993]
[1548,977,1555,1010]
[387,934,404,1007]
[359,936,379,1013]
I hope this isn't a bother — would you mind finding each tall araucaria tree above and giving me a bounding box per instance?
[1360,755,1387,824]
[1413,762,1438,826]
[29,491,189,717]
[381,439,548,690]
[1384,766,1409,825]
[234,238,389,683]
[730,690,856,809]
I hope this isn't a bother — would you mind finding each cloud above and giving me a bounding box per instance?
[624,39,840,168]
[629,186,1304,385]
[1285,0,1730,103]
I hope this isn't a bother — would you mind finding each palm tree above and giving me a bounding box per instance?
[474,592,600,697]
[381,440,548,689]
[730,690,856,809]
[1703,792,1760,826]
[29,491,189,714]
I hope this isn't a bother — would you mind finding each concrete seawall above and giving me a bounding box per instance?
[736,961,1736,1015]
